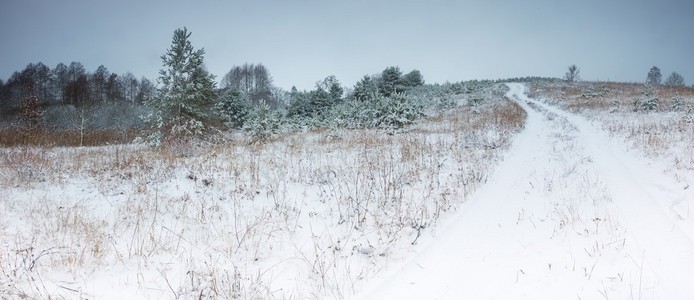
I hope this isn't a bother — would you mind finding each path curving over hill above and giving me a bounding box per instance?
[357,83,694,299]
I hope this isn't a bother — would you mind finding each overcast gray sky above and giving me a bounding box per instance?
[1,0,692,90]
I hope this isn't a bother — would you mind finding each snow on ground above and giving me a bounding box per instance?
[528,81,694,193]
[3,82,693,299]
[358,83,694,299]
[0,89,526,299]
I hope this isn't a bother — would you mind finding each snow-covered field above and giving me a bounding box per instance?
[359,83,694,299]
[3,82,693,299]
[0,90,526,299]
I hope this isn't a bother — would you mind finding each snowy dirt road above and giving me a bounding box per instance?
[357,83,694,299]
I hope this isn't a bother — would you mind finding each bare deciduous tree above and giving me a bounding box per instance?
[222,63,275,107]
[664,72,685,86]
[120,72,139,103]
[564,64,580,82]
[92,65,109,102]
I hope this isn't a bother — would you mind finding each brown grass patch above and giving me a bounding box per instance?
[0,128,141,147]
[529,81,694,113]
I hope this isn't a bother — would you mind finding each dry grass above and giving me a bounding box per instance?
[528,80,694,182]
[0,90,527,299]
[0,128,141,147]
[527,81,694,113]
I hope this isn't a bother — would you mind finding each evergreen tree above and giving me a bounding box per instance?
[309,88,334,115]
[352,75,379,101]
[287,90,310,118]
[379,66,403,97]
[401,70,424,88]
[243,100,282,140]
[217,87,251,128]
[287,77,343,119]
[145,27,216,140]
[646,66,662,85]
[316,75,344,101]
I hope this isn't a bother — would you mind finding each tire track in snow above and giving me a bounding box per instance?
[521,84,694,299]
[357,83,694,299]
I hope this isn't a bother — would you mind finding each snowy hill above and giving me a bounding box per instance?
[2,82,693,299]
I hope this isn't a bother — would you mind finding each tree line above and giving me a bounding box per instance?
[7,24,688,148]
[0,62,156,112]
[0,27,430,146]
[149,28,428,143]
[646,66,686,87]
[563,64,688,87]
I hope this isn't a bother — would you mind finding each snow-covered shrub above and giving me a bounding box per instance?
[373,93,424,129]
[449,82,466,94]
[322,93,424,130]
[436,94,457,109]
[468,96,484,107]
[633,84,659,111]
[322,99,372,129]
[172,118,205,138]
[637,98,659,111]
[670,94,684,111]
[462,80,493,94]
[682,105,694,122]
[243,101,282,140]
[580,84,609,98]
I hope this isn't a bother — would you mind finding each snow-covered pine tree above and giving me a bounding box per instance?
[145,27,216,142]
[316,75,344,101]
[376,92,424,129]
[634,83,659,111]
[352,75,378,102]
[670,93,684,111]
[401,70,425,88]
[216,87,251,128]
[379,66,403,97]
[243,100,282,140]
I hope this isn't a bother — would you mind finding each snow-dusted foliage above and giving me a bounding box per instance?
[580,84,609,98]
[378,66,403,97]
[435,94,456,109]
[670,93,684,111]
[373,93,425,128]
[242,100,282,139]
[216,88,251,128]
[287,88,336,119]
[143,27,217,144]
[401,69,425,87]
[351,75,379,101]
[633,83,660,111]
[325,93,424,129]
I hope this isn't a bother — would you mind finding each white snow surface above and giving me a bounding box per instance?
[358,83,694,299]
[2,83,693,299]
